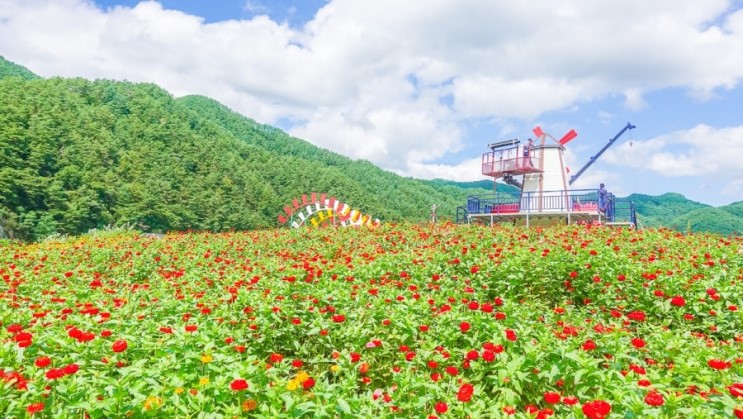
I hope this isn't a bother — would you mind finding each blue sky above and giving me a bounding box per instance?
[2,0,743,206]
[94,0,328,26]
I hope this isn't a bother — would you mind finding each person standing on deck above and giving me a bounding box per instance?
[523,139,534,168]
[598,183,608,213]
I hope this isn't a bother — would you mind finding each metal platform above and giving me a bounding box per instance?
[482,155,543,178]
[467,210,603,227]
[457,189,637,228]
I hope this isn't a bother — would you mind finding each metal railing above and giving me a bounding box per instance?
[482,155,541,176]
[460,189,636,226]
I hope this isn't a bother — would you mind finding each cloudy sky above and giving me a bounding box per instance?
[2,0,743,206]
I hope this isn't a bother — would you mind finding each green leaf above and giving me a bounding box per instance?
[337,398,351,415]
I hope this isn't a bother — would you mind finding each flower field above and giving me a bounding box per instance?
[1,223,742,418]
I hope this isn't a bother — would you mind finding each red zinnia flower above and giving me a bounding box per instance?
[728,383,743,398]
[544,392,561,404]
[63,363,79,375]
[645,391,664,406]
[434,402,448,414]
[35,356,52,368]
[27,402,44,415]
[626,311,646,322]
[459,322,471,333]
[505,329,517,341]
[708,359,731,370]
[582,340,597,351]
[629,364,646,375]
[457,383,474,402]
[631,338,646,348]
[112,339,128,353]
[45,368,64,380]
[230,379,249,391]
[582,400,611,419]
[302,377,315,390]
[2,371,28,390]
[670,296,686,307]
[269,353,284,363]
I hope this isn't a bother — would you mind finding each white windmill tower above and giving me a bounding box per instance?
[520,127,577,212]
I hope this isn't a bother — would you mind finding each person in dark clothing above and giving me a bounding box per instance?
[598,183,608,213]
[523,139,534,167]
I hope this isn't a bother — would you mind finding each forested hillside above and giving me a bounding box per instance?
[628,193,710,227]
[0,58,500,240]
[666,201,743,236]
[0,56,38,80]
[0,57,739,239]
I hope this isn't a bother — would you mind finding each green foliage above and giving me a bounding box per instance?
[0,56,39,81]
[627,193,710,227]
[0,57,739,239]
[668,208,743,236]
[0,75,485,239]
[628,194,743,235]
[0,224,740,417]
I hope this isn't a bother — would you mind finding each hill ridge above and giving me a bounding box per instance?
[0,58,739,238]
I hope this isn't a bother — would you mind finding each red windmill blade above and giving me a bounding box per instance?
[558,129,577,145]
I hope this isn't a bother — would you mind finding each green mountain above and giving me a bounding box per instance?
[719,201,743,218]
[667,207,743,236]
[0,60,496,240]
[0,57,740,239]
[0,56,39,80]
[626,192,710,228]
[428,178,519,196]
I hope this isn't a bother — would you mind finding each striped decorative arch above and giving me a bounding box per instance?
[277,193,380,228]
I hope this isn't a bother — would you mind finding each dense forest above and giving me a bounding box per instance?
[0,57,510,240]
[0,56,740,239]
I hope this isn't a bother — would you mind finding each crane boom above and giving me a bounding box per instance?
[568,122,636,185]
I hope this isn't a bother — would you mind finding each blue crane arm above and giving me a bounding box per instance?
[568,122,636,185]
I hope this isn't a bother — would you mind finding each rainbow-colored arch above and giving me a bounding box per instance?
[278,193,380,228]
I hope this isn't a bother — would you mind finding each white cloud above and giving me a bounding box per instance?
[622,89,647,111]
[243,1,269,14]
[401,157,485,182]
[604,124,743,202]
[1,0,743,190]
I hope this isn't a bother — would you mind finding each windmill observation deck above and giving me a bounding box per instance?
[456,124,637,228]
[458,189,637,228]
[481,138,543,178]
[482,152,543,178]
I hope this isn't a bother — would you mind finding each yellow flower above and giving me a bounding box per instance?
[201,355,213,363]
[330,365,340,373]
[242,399,258,412]
[199,377,210,386]
[296,371,310,383]
[143,396,162,411]
[287,379,299,391]
[174,387,184,394]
